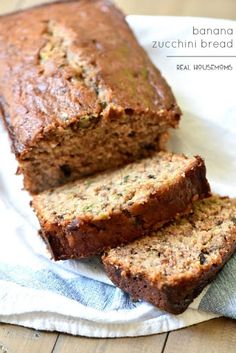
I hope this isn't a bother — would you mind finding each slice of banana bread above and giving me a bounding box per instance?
[32,152,210,260]
[0,0,180,194]
[102,196,236,314]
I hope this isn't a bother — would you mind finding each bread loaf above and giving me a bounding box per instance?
[0,0,180,194]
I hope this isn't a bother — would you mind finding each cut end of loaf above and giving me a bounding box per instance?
[18,114,175,194]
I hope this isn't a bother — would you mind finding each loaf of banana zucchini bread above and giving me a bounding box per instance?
[102,196,236,314]
[32,152,210,260]
[0,0,181,194]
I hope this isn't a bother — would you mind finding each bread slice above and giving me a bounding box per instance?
[32,152,210,260]
[0,0,180,194]
[102,196,236,314]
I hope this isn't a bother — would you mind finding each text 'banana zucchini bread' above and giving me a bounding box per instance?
[0,0,181,194]
[102,196,236,314]
[32,152,210,260]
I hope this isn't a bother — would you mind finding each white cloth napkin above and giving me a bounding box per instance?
[0,16,235,337]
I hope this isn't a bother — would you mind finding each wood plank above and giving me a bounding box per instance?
[5,0,236,20]
[0,324,58,353]
[53,333,167,353]
[0,0,20,14]
[114,0,236,19]
[164,318,236,353]
[18,0,52,10]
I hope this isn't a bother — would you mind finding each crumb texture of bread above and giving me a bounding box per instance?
[0,0,181,194]
[32,152,210,260]
[102,196,236,314]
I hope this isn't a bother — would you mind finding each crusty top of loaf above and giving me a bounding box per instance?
[103,196,236,287]
[0,0,180,155]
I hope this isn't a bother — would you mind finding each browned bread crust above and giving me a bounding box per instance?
[32,152,210,260]
[102,196,236,314]
[0,0,181,194]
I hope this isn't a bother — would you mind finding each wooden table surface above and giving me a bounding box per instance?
[0,0,235,352]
